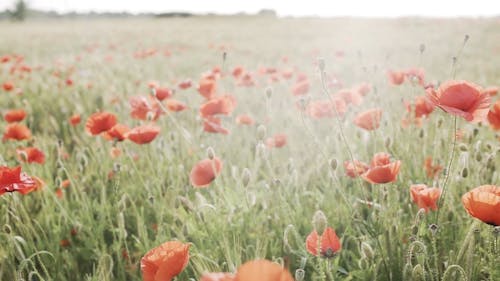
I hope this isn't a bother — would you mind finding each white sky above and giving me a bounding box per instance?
[0,0,499,17]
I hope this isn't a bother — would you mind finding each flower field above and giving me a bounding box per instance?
[0,17,499,281]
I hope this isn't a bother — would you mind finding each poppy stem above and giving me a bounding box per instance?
[435,116,457,224]
[318,63,369,202]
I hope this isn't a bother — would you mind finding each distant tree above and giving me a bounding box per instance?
[10,0,27,21]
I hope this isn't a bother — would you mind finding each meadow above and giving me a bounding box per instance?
[0,17,499,281]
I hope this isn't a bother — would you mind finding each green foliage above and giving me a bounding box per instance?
[0,18,499,280]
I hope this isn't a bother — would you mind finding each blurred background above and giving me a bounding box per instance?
[0,0,499,21]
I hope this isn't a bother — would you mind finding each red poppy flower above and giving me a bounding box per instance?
[201,272,235,281]
[306,99,346,119]
[190,157,223,187]
[337,89,363,106]
[426,80,491,123]
[16,147,45,164]
[0,166,38,196]
[305,227,342,258]
[355,82,371,96]
[235,114,255,125]
[178,79,192,90]
[361,152,401,184]
[344,160,369,178]
[203,116,229,134]
[424,157,443,179]
[387,70,405,85]
[154,87,173,101]
[410,184,441,212]
[291,79,310,96]
[232,66,244,78]
[4,109,26,123]
[462,185,500,226]
[85,112,117,135]
[235,260,293,281]
[265,134,287,148]
[354,108,383,131]
[165,99,188,112]
[198,78,217,100]
[487,100,500,130]
[2,81,14,92]
[130,96,158,121]
[103,124,130,141]
[126,125,160,144]
[405,96,435,118]
[200,95,237,117]
[69,114,81,126]
[404,68,425,85]
[141,241,190,281]
[3,123,32,141]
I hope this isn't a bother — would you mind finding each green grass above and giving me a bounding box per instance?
[0,17,499,281]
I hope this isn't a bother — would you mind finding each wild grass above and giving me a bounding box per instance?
[0,17,499,280]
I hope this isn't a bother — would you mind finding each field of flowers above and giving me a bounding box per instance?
[0,17,499,281]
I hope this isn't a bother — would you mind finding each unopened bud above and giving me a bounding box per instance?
[318,57,325,71]
[206,146,215,160]
[257,125,266,140]
[419,44,425,54]
[461,167,468,178]
[265,87,273,99]
[241,168,251,187]
[312,210,327,236]
[385,137,392,148]
[361,242,374,259]
[458,143,468,151]
[329,158,338,171]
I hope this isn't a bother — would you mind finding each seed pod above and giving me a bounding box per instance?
[295,269,305,281]
[461,167,468,178]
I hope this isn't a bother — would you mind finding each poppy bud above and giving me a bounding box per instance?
[295,269,305,281]
[257,125,266,140]
[241,168,251,187]
[146,111,155,121]
[272,178,281,187]
[318,57,325,72]
[113,163,121,173]
[473,128,479,137]
[361,242,374,259]
[461,167,468,178]
[222,51,227,62]
[385,137,392,148]
[464,34,470,43]
[206,146,215,160]
[437,117,443,128]
[412,264,425,281]
[329,158,338,171]
[485,142,493,151]
[312,210,327,236]
[419,43,425,54]
[475,152,482,162]
[459,143,468,151]
[265,87,273,99]
[419,129,424,138]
